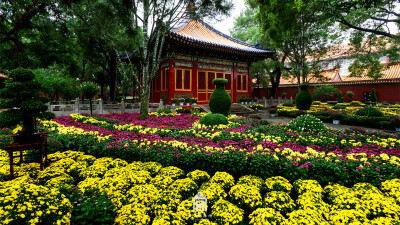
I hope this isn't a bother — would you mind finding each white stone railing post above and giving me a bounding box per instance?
[45,102,51,112]
[74,98,79,113]
[121,99,125,113]
[99,98,103,114]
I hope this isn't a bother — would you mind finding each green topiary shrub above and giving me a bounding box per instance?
[347,91,354,100]
[370,88,377,103]
[350,101,363,106]
[157,108,172,114]
[336,92,344,103]
[209,79,231,116]
[332,104,346,110]
[0,68,49,133]
[0,110,23,128]
[38,111,56,120]
[355,106,383,117]
[283,102,294,107]
[286,114,327,133]
[199,113,228,126]
[295,83,313,110]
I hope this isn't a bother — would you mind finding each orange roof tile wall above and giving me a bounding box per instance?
[254,84,400,103]
[343,64,400,81]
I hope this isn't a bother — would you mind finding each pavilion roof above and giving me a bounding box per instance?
[168,20,273,55]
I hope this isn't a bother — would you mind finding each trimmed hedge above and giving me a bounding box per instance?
[355,106,383,117]
[199,113,228,126]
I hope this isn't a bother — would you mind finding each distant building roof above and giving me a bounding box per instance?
[168,20,273,55]
[276,63,400,87]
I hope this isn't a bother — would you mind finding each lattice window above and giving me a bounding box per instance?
[175,69,191,91]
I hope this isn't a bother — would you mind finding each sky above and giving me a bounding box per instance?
[207,0,246,36]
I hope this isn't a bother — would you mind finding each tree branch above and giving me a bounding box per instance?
[339,17,399,39]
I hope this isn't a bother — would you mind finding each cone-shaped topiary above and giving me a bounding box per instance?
[370,88,377,103]
[0,68,48,133]
[295,83,313,110]
[336,91,344,103]
[209,78,231,116]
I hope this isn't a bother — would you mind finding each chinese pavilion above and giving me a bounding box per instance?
[150,20,273,104]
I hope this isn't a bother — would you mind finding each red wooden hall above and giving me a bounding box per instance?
[149,20,273,105]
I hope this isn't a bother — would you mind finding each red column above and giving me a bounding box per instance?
[167,59,175,104]
[232,65,237,103]
[192,61,198,99]
[248,67,252,98]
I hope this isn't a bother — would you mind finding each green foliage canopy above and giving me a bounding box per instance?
[312,85,339,102]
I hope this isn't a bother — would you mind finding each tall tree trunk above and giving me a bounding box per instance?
[139,0,150,120]
[270,66,281,99]
[139,85,150,120]
[109,50,118,101]
[89,98,93,115]
[270,56,285,98]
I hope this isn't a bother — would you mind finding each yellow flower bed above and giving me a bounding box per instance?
[1,150,400,224]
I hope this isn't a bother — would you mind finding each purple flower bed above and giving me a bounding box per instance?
[94,113,200,129]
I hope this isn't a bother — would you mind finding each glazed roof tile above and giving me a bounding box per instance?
[278,70,337,85]
[277,63,400,86]
[169,20,273,55]
[342,63,400,81]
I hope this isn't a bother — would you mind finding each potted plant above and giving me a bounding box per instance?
[176,107,183,113]
[0,68,49,143]
[171,98,178,106]
[178,98,185,106]
[251,104,263,112]
[185,97,191,106]
[389,116,400,132]
[281,92,287,99]
[269,109,277,117]
[191,98,197,106]
[330,112,344,125]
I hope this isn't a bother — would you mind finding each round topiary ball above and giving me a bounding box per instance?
[355,106,383,117]
[209,79,231,116]
[199,113,229,126]
[295,83,313,110]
